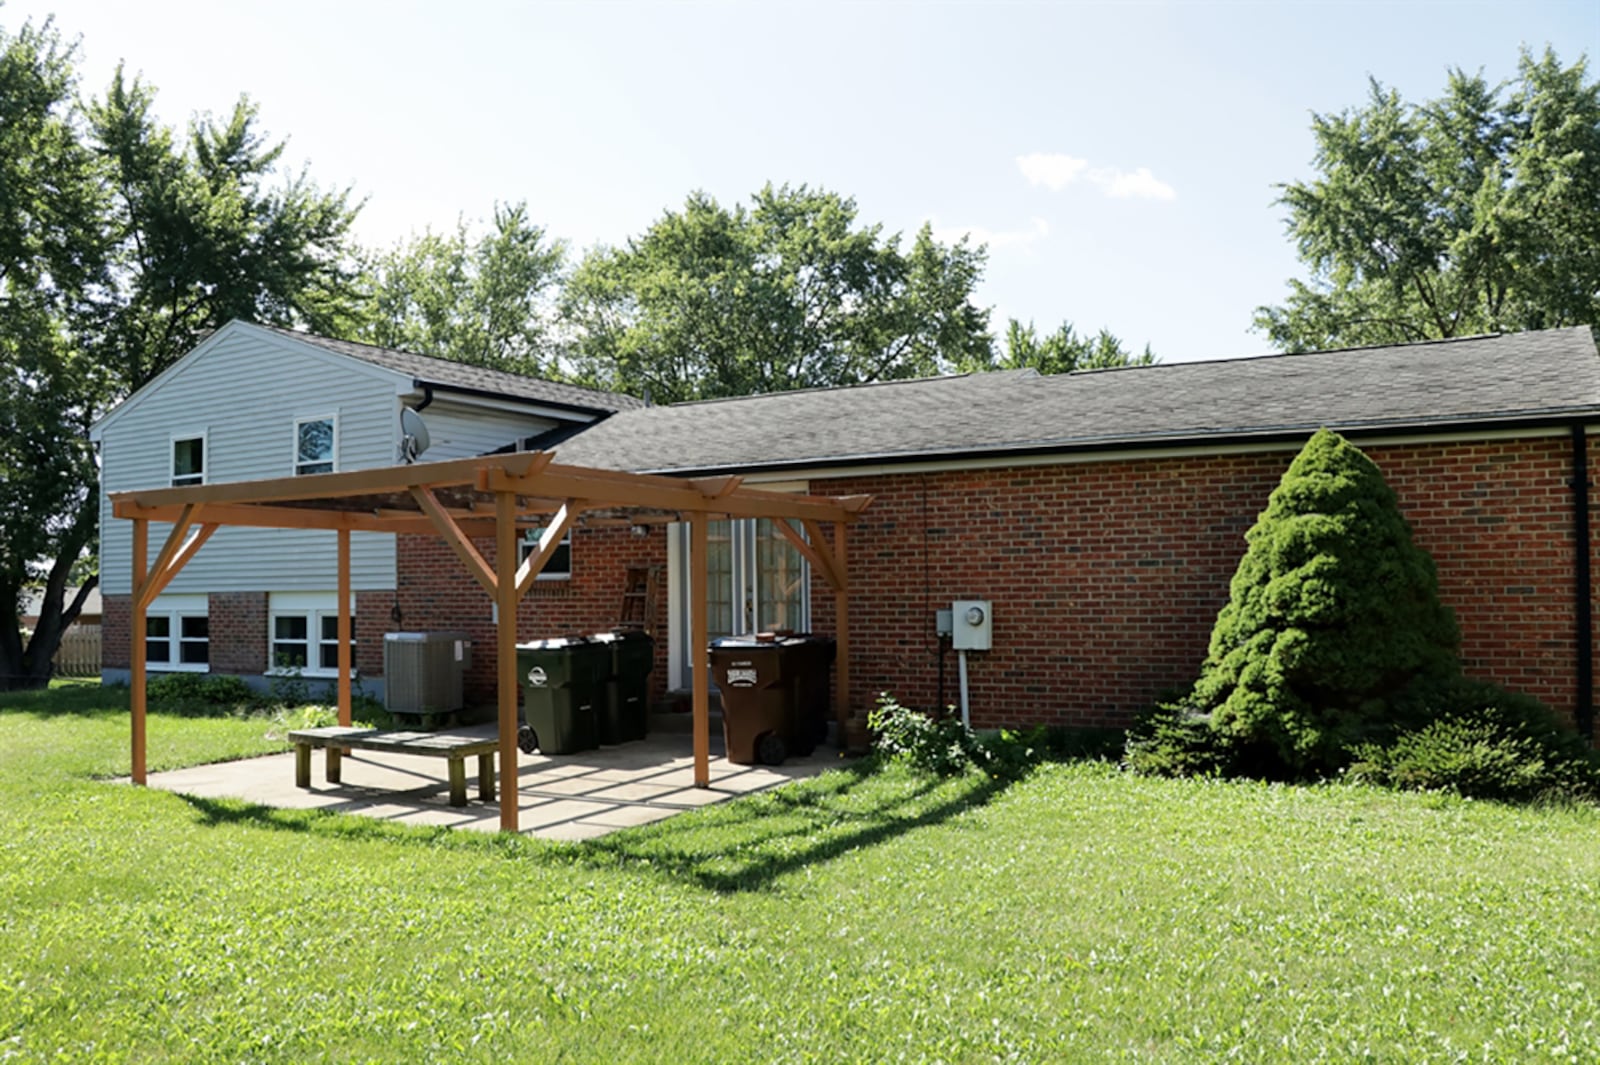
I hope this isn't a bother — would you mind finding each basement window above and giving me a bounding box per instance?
[518,526,572,580]
[144,594,209,672]
[268,593,356,676]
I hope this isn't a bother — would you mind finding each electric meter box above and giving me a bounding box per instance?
[951,600,993,651]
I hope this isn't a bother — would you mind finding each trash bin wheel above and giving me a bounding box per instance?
[518,724,539,755]
[756,731,788,766]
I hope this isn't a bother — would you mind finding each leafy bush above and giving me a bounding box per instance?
[868,693,1042,779]
[1190,429,1459,777]
[146,673,262,715]
[1348,679,1600,802]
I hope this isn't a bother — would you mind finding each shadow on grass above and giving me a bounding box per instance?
[171,757,1022,893]
[0,682,130,717]
[572,758,1020,893]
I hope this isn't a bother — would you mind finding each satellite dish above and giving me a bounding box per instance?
[399,407,431,463]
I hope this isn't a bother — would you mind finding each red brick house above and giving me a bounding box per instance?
[101,326,1600,739]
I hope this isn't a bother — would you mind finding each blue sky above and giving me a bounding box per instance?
[8,0,1598,362]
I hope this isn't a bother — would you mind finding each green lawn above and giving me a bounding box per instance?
[4,684,1600,1063]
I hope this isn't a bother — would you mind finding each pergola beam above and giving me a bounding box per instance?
[412,487,497,594]
[514,501,582,597]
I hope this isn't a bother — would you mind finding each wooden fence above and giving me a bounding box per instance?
[52,625,102,677]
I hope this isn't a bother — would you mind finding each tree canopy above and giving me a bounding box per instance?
[357,201,566,376]
[562,184,994,403]
[1255,48,1600,351]
[962,319,1155,375]
[0,17,363,689]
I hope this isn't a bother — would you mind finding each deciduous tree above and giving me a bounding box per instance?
[563,184,993,402]
[1256,48,1600,351]
[358,201,566,376]
[0,18,362,689]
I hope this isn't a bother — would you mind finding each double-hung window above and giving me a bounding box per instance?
[294,415,336,476]
[518,526,572,580]
[144,594,209,671]
[268,593,355,676]
[171,433,206,487]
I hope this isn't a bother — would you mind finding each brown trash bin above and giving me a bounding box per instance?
[708,633,833,765]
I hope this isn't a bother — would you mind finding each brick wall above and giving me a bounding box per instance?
[98,432,1596,735]
[209,593,266,673]
[806,434,1593,731]
[394,525,671,706]
[103,594,130,670]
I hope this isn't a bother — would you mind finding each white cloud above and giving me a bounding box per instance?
[1087,166,1177,201]
[1016,152,1089,191]
[930,216,1050,250]
[1018,152,1176,202]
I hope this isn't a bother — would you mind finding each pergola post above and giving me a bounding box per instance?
[833,522,850,742]
[690,513,710,787]
[494,489,520,832]
[336,528,352,728]
[131,518,149,786]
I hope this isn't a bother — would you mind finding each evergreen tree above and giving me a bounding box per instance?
[1191,429,1459,774]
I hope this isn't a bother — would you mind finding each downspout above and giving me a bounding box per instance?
[1572,423,1593,740]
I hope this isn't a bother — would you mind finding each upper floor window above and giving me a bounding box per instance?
[519,526,572,580]
[171,434,205,487]
[295,415,336,476]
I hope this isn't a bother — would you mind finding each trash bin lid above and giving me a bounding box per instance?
[591,628,652,645]
[516,636,591,650]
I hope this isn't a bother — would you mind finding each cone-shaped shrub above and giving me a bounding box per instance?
[1191,429,1459,774]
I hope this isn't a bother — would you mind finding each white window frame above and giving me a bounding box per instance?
[267,592,356,678]
[293,413,338,476]
[144,593,210,673]
[170,431,207,487]
[518,525,572,581]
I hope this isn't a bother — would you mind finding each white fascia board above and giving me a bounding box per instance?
[91,320,410,441]
[399,385,600,423]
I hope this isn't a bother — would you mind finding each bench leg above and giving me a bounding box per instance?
[326,746,342,784]
[478,752,496,803]
[448,756,467,807]
[295,743,311,788]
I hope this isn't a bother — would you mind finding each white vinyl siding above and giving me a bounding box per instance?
[98,324,404,595]
[417,398,559,459]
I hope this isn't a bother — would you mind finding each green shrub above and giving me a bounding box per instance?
[1349,679,1600,802]
[867,693,1042,779]
[146,673,262,715]
[1123,697,1236,778]
[1190,429,1459,777]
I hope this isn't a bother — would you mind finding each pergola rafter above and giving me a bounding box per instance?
[111,451,869,833]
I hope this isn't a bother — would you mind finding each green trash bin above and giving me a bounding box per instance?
[516,637,607,755]
[592,629,653,745]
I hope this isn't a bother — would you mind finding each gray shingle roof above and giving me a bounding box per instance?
[263,326,644,413]
[543,327,1600,474]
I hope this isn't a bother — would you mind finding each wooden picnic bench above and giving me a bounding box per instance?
[288,727,498,807]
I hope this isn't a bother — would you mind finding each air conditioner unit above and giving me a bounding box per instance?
[384,632,471,717]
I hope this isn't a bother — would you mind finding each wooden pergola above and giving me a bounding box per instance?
[110,451,870,833]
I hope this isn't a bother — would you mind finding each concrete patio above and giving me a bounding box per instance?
[146,721,842,841]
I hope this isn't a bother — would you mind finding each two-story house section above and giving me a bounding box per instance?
[91,320,640,696]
